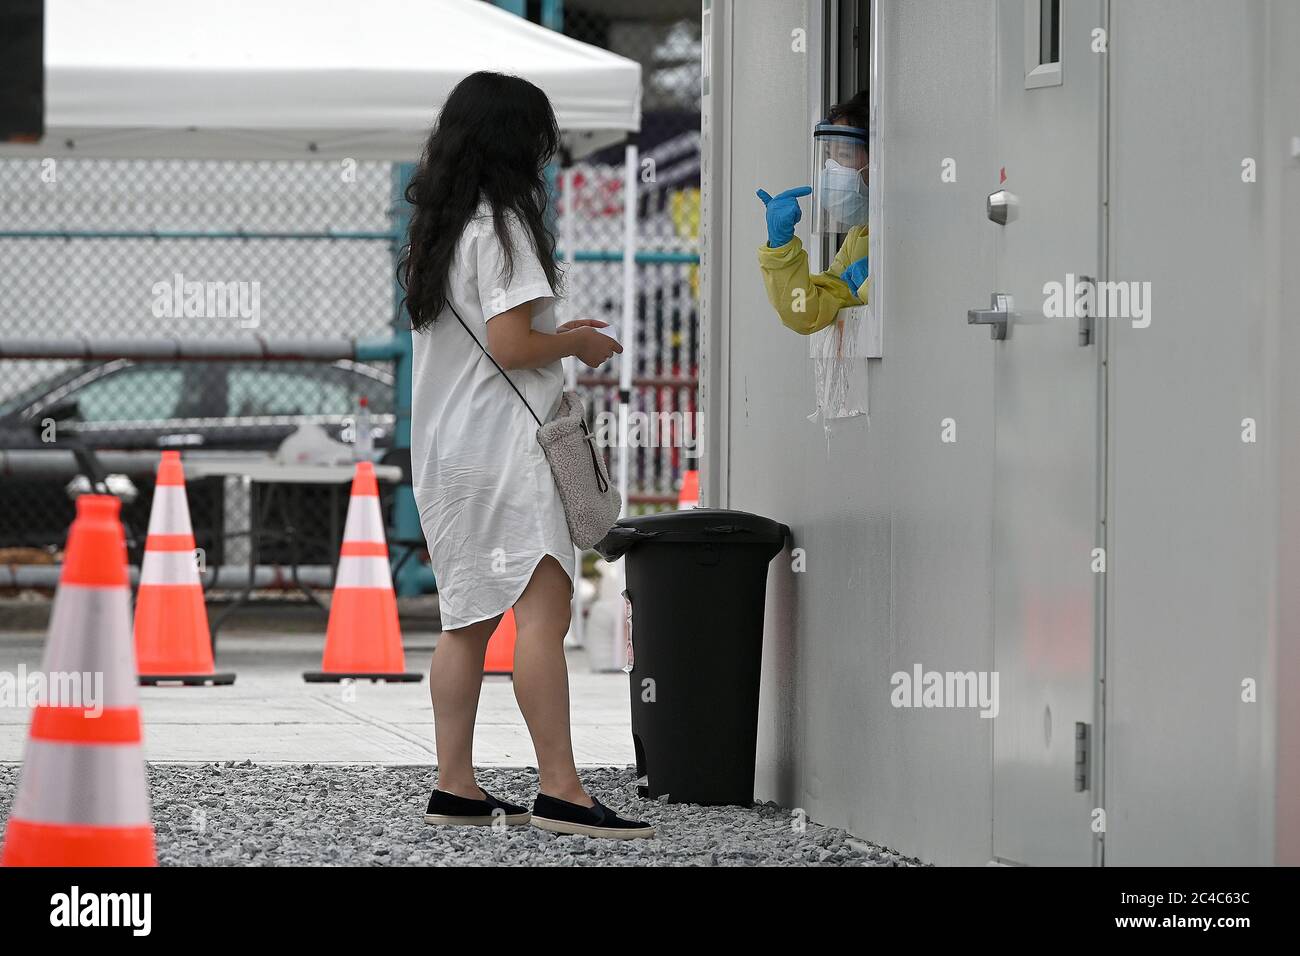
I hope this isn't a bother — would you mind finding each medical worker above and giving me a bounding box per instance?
[756,91,871,334]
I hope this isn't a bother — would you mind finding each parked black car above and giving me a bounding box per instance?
[0,359,396,563]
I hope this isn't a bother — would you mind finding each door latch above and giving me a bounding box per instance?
[1074,722,1091,792]
[967,293,1014,340]
[1077,274,1095,347]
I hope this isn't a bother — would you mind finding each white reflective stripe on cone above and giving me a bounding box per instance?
[341,495,386,543]
[42,585,139,710]
[334,555,393,590]
[146,485,193,536]
[11,740,151,827]
[139,548,202,587]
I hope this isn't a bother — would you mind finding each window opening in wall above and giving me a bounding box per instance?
[1040,0,1061,66]
[1026,0,1064,88]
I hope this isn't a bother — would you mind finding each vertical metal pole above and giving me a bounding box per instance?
[509,0,585,648]
[563,162,585,647]
[540,0,564,32]
[526,0,585,648]
[618,141,638,517]
[390,161,423,597]
[493,0,562,29]
[562,164,579,390]
[699,0,729,510]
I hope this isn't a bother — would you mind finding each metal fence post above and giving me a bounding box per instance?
[540,0,564,32]
[390,160,424,597]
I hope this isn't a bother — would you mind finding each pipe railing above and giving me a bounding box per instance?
[0,563,336,590]
[0,228,700,265]
[0,336,402,363]
[0,339,699,393]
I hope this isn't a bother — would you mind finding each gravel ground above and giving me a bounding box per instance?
[0,763,925,867]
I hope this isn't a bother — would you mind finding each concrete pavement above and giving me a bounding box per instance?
[0,628,636,766]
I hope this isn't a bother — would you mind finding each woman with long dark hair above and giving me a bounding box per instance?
[400,71,652,839]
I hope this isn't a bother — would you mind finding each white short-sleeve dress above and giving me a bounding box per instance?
[409,204,576,630]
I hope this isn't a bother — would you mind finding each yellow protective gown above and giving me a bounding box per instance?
[756,225,869,335]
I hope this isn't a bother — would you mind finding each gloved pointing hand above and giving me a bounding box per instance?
[756,185,812,248]
[840,256,869,298]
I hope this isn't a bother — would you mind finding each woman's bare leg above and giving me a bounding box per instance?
[512,555,589,805]
[428,613,501,798]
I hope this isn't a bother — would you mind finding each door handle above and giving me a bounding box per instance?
[968,293,1014,341]
[986,189,1019,225]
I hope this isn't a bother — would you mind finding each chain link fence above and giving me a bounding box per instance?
[0,158,399,570]
[0,0,702,583]
[563,2,702,510]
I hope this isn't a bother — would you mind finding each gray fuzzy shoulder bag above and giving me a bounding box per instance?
[449,303,621,549]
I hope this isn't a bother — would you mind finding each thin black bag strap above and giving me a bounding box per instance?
[448,300,610,494]
[446,300,544,429]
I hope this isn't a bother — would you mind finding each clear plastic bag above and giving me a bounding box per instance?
[809,308,869,424]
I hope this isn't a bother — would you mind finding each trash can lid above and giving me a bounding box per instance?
[594,508,790,561]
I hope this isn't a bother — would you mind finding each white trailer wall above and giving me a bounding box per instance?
[701,0,1000,865]
[702,0,1300,865]
[1103,0,1300,866]
[1270,0,1300,868]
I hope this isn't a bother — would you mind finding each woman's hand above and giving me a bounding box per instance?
[566,327,623,368]
[557,319,609,334]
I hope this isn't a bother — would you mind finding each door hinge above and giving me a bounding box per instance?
[1074,721,1091,792]
[1077,274,1095,347]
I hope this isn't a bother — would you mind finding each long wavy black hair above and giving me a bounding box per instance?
[399,72,562,333]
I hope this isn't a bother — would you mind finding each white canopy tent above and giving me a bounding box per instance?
[2,0,640,160]
[2,0,643,517]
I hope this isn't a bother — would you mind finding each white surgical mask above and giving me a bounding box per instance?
[819,158,868,227]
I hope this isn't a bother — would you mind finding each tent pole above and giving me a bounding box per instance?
[618,140,638,518]
[563,163,579,391]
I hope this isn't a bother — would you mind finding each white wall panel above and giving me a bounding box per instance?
[708,0,999,864]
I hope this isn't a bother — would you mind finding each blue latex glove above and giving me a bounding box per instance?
[756,185,812,248]
[840,256,869,297]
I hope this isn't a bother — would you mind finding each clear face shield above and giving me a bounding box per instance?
[810,123,870,236]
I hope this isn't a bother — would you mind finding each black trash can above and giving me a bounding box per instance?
[596,508,789,806]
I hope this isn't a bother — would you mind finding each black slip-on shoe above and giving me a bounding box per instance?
[423,788,531,827]
[530,793,655,840]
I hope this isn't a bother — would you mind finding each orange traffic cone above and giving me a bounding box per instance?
[304,461,421,683]
[678,470,700,509]
[2,495,156,866]
[135,451,234,686]
[484,610,517,677]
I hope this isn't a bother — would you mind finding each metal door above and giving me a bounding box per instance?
[978,0,1106,866]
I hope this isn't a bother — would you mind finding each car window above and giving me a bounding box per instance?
[227,366,348,417]
[0,366,87,418]
[225,364,391,418]
[69,367,185,422]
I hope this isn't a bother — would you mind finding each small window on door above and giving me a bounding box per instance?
[1025,0,1063,89]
